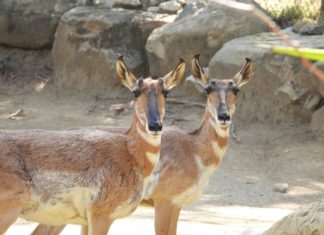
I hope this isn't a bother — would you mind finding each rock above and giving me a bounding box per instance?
[273,183,289,193]
[53,7,174,96]
[312,62,324,97]
[209,32,324,123]
[114,0,142,9]
[159,0,182,14]
[176,2,207,20]
[303,94,321,110]
[300,23,322,35]
[293,21,307,33]
[148,6,160,12]
[264,200,324,235]
[177,0,186,6]
[149,0,165,7]
[145,2,267,84]
[311,106,324,141]
[276,81,306,102]
[102,0,115,7]
[318,82,324,97]
[0,45,52,82]
[293,21,323,35]
[0,0,92,49]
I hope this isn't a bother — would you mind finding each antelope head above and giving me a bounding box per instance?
[116,56,186,136]
[191,54,252,126]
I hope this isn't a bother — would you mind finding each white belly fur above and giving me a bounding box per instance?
[172,156,217,206]
[22,187,97,225]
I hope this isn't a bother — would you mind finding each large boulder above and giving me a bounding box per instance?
[311,106,324,141]
[53,7,175,96]
[0,0,92,49]
[263,200,324,235]
[209,32,324,124]
[145,2,268,78]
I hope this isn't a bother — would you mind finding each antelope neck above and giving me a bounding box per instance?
[127,114,161,178]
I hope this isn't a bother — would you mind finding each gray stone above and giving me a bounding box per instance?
[176,2,207,21]
[149,0,165,7]
[177,0,186,6]
[299,23,322,35]
[318,81,324,97]
[303,94,321,110]
[53,7,174,96]
[145,2,267,85]
[273,183,289,193]
[0,0,92,49]
[147,6,160,12]
[311,106,324,141]
[159,0,182,14]
[114,0,142,9]
[276,81,306,102]
[312,62,324,97]
[209,32,324,123]
[264,200,324,235]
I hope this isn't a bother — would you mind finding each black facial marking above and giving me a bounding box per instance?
[133,79,143,98]
[232,87,240,95]
[205,85,213,94]
[162,89,169,98]
[147,90,162,132]
[133,88,141,98]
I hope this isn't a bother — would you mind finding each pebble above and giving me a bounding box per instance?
[273,183,289,193]
[159,0,182,14]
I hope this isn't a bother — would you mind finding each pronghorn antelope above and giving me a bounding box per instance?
[0,56,185,235]
[32,55,252,235]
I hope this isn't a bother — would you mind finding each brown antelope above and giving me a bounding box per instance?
[0,56,186,235]
[32,55,252,235]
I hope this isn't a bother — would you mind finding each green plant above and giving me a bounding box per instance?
[273,46,324,61]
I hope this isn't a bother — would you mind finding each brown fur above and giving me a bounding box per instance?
[32,57,251,235]
[0,57,186,235]
[31,105,229,235]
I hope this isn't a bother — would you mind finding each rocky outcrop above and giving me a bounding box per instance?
[175,2,207,20]
[0,0,92,49]
[145,2,267,77]
[53,7,175,96]
[311,106,324,141]
[263,200,324,235]
[209,32,324,124]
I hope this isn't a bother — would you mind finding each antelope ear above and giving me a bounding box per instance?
[191,54,208,87]
[115,56,137,91]
[163,58,186,90]
[233,58,253,87]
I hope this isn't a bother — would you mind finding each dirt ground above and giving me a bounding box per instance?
[0,49,323,235]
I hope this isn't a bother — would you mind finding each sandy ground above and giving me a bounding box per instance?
[0,66,323,235]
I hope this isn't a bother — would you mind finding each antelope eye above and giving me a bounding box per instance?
[228,81,234,86]
[162,89,169,98]
[133,89,141,98]
[232,87,240,95]
[205,85,213,94]
[211,81,216,86]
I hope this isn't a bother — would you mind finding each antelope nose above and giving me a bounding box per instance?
[218,113,231,121]
[148,121,163,132]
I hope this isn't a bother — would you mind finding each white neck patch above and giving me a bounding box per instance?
[210,120,229,138]
[145,151,160,165]
[211,140,228,161]
[136,124,161,147]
